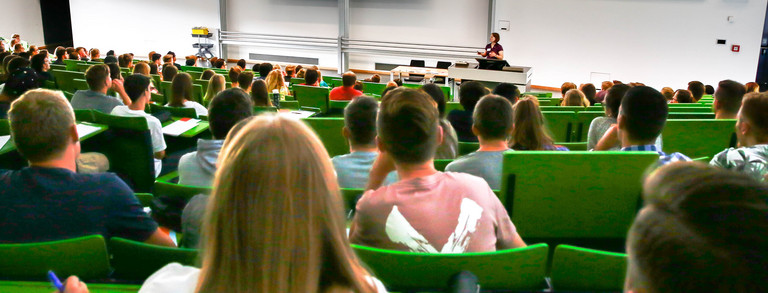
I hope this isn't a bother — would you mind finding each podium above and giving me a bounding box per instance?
[447,63,532,100]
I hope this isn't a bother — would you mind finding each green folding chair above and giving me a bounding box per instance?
[523,92,553,98]
[0,281,140,292]
[666,107,713,113]
[75,63,92,72]
[280,100,300,110]
[362,82,387,96]
[187,71,203,80]
[50,70,86,94]
[574,111,606,142]
[445,102,463,114]
[49,64,66,71]
[434,159,453,171]
[294,85,331,114]
[0,235,110,281]
[149,103,198,119]
[92,112,155,193]
[458,142,480,156]
[64,59,86,71]
[585,106,603,112]
[667,112,716,119]
[352,243,549,292]
[134,193,154,208]
[500,151,658,244]
[73,109,95,123]
[109,237,199,281]
[550,245,627,292]
[152,181,212,231]
[542,111,577,142]
[540,106,586,112]
[72,78,90,92]
[181,66,205,72]
[302,117,348,157]
[662,119,737,159]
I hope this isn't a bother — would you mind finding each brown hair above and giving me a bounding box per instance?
[201,69,215,81]
[673,89,693,103]
[491,32,500,43]
[660,87,674,100]
[170,72,193,106]
[197,114,376,293]
[740,92,768,140]
[9,89,75,162]
[162,65,178,82]
[228,66,242,84]
[250,79,271,107]
[745,82,759,93]
[378,88,439,164]
[237,71,254,91]
[133,62,150,76]
[204,74,226,104]
[90,48,100,59]
[601,81,614,91]
[85,64,110,91]
[162,54,173,64]
[118,54,133,67]
[561,89,588,107]
[473,94,513,140]
[510,97,554,150]
[561,82,577,96]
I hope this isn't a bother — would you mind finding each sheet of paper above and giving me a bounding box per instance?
[76,123,102,139]
[162,119,200,136]
[0,135,10,149]
[286,110,316,119]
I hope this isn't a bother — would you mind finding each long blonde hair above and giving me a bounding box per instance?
[265,69,286,93]
[197,115,376,293]
[204,74,226,104]
[510,97,555,150]
[561,89,589,107]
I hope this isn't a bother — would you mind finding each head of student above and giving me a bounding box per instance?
[9,89,79,164]
[228,66,242,85]
[170,72,193,106]
[561,82,577,96]
[473,95,513,142]
[204,74,227,104]
[490,32,500,43]
[421,83,447,118]
[626,162,768,293]
[705,84,715,95]
[85,64,111,92]
[207,88,254,140]
[492,83,520,104]
[259,62,273,78]
[561,89,588,107]
[123,74,151,106]
[1,68,39,101]
[236,59,246,69]
[30,51,50,73]
[133,62,150,76]
[198,113,376,292]
[304,69,319,86]
[687,81,705,101]
[342,96,379,150]
[342,71,357,87]
[604,84,630,119]
[106,63,122,81]
[265,69,285,91]
[714,79,746,118]
[185,57,196,66]
[660,87,674,101]
[580,83,597,103]
[237,71,254,91]
[459,81,490,112]
[672,89,693,103]
[510,97,554,150]
[378,88,441,165]
[736,92,768,147]
[151,53,162,64]
[601,81,614,91]
[90,48,100,60]
[200,69,215,81]
[250,79,271,107]
[162,64,178,82]
[618,86,668,145]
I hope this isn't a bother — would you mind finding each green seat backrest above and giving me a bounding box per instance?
[0,119,9,135]
[574,111,606,142]
[149,104,198,119]
[0,235,110,281]
[109,237,199,281]
[329,100,350,110]
[75,63,92,72]
[523,92,553,98]
[64,59,86,71]
[151,75,162,88]
[556,142,587,151]
[445,102,463,114]
[152,181,212,230]
[540,106,586,112]
[73,109,95,122]
[322,75,342,84]
[362,82,387,96]
[662,119,737,159]
[193,79,209,94]
[501,151,658,240]
[280,100,300,110]
[180,65,205,72]
[42,80,57,90]
[458,142,479,156]
[340,188,364,216]
[151,93,166,105]
[50,70,86,94]
[301,117,348,157]
[550,245,627,291]
[434,159,452,171]
[353,243,549,291]
[92,111,155,192]
[49,64,66,71]
[294,85,330,114]
[0,281,140,292]
[253,106,278,115]
[667,107,713,112]
[537,98,559,107]
[542,111,576,142]
[187,71,203,80]
[585,106,603,111]
[668,112,716,119]
[72,78,89,92]
[134,193,154,208]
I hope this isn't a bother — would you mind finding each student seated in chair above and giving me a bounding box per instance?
[349,88,525,253]
[178,88,253,187]
[167,73,207,116]
[111,74,167,177]
[492,82,520,105]
[688,80,705,102]
[0,68,39,119]
[330,71,363,101]
[626,162,768,293]
[448,81,489,142]
[301,69,320,87]
[257,62,272,81]
[710,92,768,181]
[331,96,396,189]
[237,71,254,93]
[71,64,131,113]
[595,86,690,166]
[228,66,242,88]
[713,79,746,120]
[422,83,458,159]
[446,95,513,190]
[0,89,174,246]
[509,97,569,151]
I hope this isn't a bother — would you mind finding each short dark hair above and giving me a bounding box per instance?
[249,79,270,106]
[258,62,273,78]
[30,51,48,73]
[55,48,67,59]
[149,63,158,75]
[228,67,242,83]
[378,88,439,164]
[106,63,121,80]
[251,63,260,72]
[381,85,397,98]
[85,64,110,91]
[604,84,630,119]
[238,71,254,90]
[213,59,226,69]
[674,89,694,103]
[421,83,446,117]
[151,53,162,62]
[342,72,356,87]
[162,65,178,82]
[492,83,520,104]
[705,84,715,95]
[740,92,768,139]
[458,81,489,112]
[185,58,196,66]
[167,51,176,58]
[687,81,705,100]
[208,88,254,139]
[473,95,513,140]
[201,69,215,81]
[715,80,746,115]
[107,50,116,57]
[304,69,319,86]
[629,162,768,293]
[236,59,246,68]
[344,96,378,147]
[123,74,151,103]
[580,83,597,104]
[620,86,668,142]
[7,57,30,74]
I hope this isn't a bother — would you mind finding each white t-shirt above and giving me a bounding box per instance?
[139,263,388,293]
[110,106,167,177]
[166,101,208,117]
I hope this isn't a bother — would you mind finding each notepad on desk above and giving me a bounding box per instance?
[76,123,102,139]
[285,110,316,119]
[0,135,10,150]
[162,118,201,136]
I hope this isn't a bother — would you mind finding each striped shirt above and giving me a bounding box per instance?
[621,144,691,166]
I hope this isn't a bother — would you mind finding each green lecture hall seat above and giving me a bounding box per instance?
[71,78,90,92]
[667,112,716,119]
[500,151,659,249]
[91,111,156,193]
[0,281,140,292]
[542,111,576,142]
[108,237,199,281]
[458,142,480,156]
[362,82,387,96]
[50,70,86,95]
[540,106,587,112]
[152,181,212,231]
[550,245,628,292]
[434,159,453,172]
[73,109,95,123]
[0,235,111,281]
[294,85,331,115]
[63,59,86,71]
[149,103,198,119]
[352,243,549,292]
[574,111,606,142]
[301,117,349,157]
[662,119,737,159]
[445,102,463,114]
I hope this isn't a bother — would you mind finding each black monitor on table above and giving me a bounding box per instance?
[476,58,509,71]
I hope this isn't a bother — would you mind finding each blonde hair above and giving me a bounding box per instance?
[133,62,150,76]
[265,69,286,93]
[197,115,376,293]
[561,89,588,107]
[510,97,555,150]
[204,74,226,104]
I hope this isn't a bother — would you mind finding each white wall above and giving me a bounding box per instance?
[494,0,767,89]
[69,0,219,59]
[1,0,45,46]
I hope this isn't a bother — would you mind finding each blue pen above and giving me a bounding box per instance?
[47,270,65,292]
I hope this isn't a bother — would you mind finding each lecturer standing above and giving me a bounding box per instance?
[478,32,504,60]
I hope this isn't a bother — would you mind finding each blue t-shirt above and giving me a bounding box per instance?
[331,151,397,189]
[0,167,158,243]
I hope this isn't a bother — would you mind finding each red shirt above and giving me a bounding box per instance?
[330,86,364,101]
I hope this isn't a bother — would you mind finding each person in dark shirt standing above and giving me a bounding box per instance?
[0,88,175,246]
[477,32,504,60]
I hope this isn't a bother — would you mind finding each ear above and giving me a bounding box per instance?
[342,126,350,140]
[375,136,386,153]
[437,124,444,146]
[617,114,627,132]
[471,124,480,137]
[713,99,720,110]
[70,124,80,144]
[739,119,751,135]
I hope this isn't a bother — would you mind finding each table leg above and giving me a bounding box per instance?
[389,71,394,82]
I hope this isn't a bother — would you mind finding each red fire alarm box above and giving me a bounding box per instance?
[732,45,740,52]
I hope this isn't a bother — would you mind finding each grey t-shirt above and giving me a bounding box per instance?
[445,150,506,190]
[71,90,124,114]
[331,151,397,189]
[710,144,768,181]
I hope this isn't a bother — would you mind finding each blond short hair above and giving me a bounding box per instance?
[9,89,75,162]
